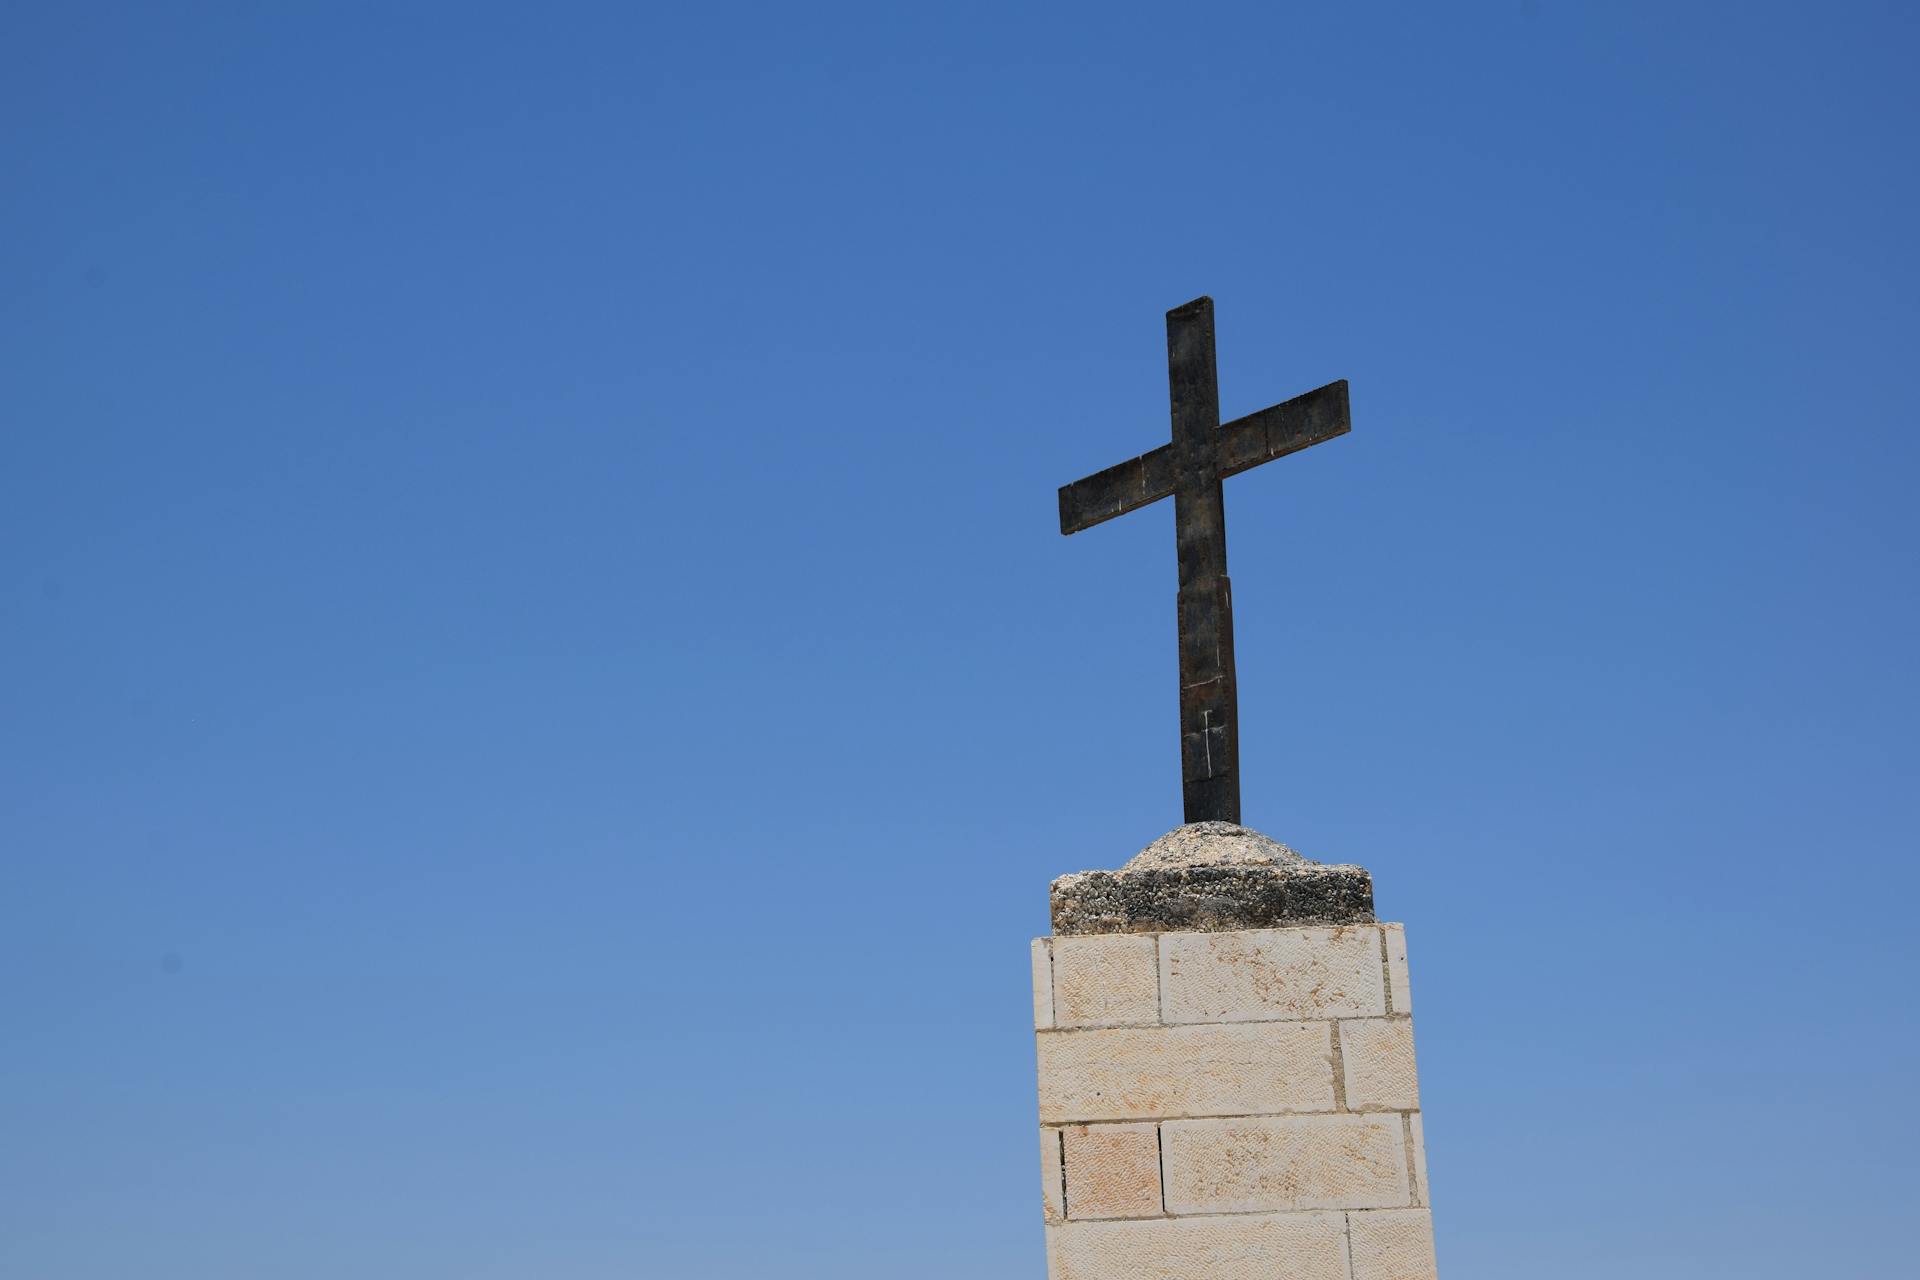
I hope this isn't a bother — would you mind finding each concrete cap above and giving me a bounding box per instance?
[1123,821,1305,871]
[1051,822,1374,936]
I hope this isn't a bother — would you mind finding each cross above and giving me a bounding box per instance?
[1058,296,1350,825]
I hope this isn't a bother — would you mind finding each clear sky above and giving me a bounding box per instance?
[3,3,1916,1276]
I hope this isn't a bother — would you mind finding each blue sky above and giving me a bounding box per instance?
[3,3,1916,1276]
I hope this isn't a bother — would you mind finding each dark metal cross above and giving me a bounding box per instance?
[1057,296,1350,825]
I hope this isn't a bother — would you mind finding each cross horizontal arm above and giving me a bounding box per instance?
[1057,378,1350,535]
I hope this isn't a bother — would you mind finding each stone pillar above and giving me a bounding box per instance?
[1032,823,1438,1280]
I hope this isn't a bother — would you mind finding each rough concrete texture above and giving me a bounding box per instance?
[1125,821,1303,869]
[1037,1021,1334,1124]
[1051,823,1373,936]
[1051,935,1160,1028]
[1046,1211,1352,1280]
[1160,926,1387,1023]
[1161,1114,1410,1214]
[1059,1123,1163,1219]
[1348,1208,1439,1280]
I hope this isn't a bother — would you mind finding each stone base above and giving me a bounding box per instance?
[1033,826,1435,1279]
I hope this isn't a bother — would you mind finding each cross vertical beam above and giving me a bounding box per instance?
[1167,298,1240,824]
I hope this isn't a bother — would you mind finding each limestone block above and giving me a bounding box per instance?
[1161,1114,1410,1213]
[1060,1123,1161,1219]
[1051,934,1159,1028]
[1348,1207,1438,1280]
[1037,1022,1334,1123]
[1045,1211,1350,1280]
[1033,939,1055,1030]
[1040,1128,1065,1225]
[1160,926,1386,1024]
[1382,923,1412,1014]
[1408,1112,1430,1207]
[1339,1017,1420,1111]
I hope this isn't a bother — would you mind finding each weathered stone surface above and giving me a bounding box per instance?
[1339,1017,1420,1112]
[1383,922,1412,1013]
[1032,939,1055,1030]
[1051,823,1373,936]
[1046,1211,1350,1280]
[1409,1112,1430,1206]
[1060,1123,1162,1219]
[1161,1114,1411,1214]
[1040,1128,1066,1225]
[1160,925,1387,1023]
[1051,934,1159,1028]
[1032,910,1443,1275]
[1348,1208,1439,1280]
[1036,1021,1333,1123]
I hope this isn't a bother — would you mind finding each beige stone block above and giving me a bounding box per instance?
[1339,1018,1420,1111]
[1036,1022,1334,1123]
[1051,934,1159,1028]
[1033,938,1055,1030]
[1040,1127,1065,1225]
[1349,1208,1437,1280]
[1061,1123,1161,1219]
[1161,1114,1410,1213]
[1046,1211,1350,1280]
[1160,926,1386,1023]
[1408,1112,1430,1207]
[1382,923,1412,1013]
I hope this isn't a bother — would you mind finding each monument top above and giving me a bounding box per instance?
[1050,822,1374,937]
[1124,820,1304,871]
